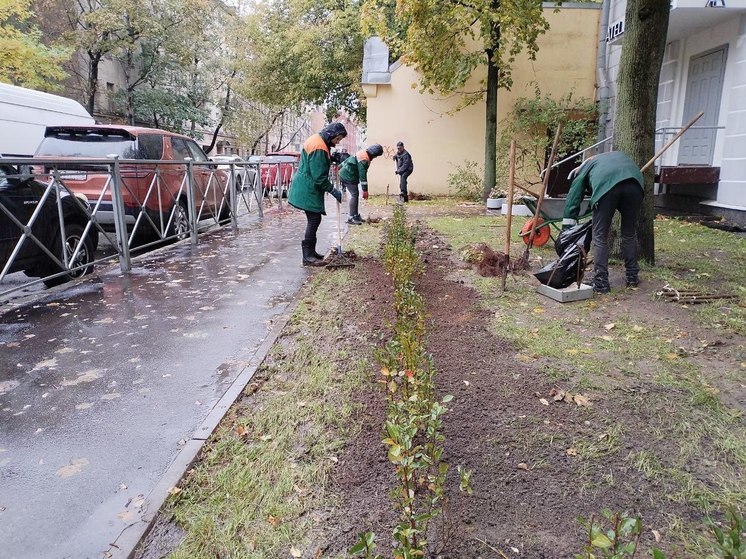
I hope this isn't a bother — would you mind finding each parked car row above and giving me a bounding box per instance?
[2,121,300,291]
[209,152,300,194]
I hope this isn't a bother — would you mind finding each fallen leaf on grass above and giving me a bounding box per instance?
[573,394,591,407]
[167,486,182,496]
[652,529,661,542]
[552,390,565,402]
[290,546,302,558]
[604,323,616,330]
[235,425,249,437]
[268,515,281,527]
[516,463,529,471]
[539,398,549,406]
[566,448,578,456]
[259,434,273,442]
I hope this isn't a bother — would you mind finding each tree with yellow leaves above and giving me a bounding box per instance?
[0,0,69,90]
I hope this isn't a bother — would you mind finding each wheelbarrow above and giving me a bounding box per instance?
[517,195,592,247]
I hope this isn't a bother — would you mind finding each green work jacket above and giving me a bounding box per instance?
[339,150,371,191]
[563,151,644,225]
[288,134,333,214]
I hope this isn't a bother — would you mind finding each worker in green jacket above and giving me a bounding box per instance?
[563,151,644,293]
[339,144,383,225]
[288,122,347,266]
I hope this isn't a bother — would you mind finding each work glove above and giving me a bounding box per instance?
[362,191,369,200]
[331,188,342,203]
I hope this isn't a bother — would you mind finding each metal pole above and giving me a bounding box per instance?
[108,155,131,272]
[229,162,238,231]
[185,158,198,246]
[255,166,264,217]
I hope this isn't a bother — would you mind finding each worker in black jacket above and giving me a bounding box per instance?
[393,141,413,203]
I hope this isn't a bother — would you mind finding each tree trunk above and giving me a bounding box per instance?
[614,0,670,265]
[86,52,101,116]
[482,48,498,202]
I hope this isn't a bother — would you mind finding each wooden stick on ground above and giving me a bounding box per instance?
[385,183,390,205]
[501,139,517,292]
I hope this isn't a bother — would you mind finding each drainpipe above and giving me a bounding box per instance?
[596,0,612,146]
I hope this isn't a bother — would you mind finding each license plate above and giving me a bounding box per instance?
[59,171,87,181]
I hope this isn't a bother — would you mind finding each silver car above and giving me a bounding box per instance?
[209,155,256,190]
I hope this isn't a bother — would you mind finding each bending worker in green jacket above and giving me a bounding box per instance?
[339,144,384,225]
[288,122,347,266]
[563,151,644,294]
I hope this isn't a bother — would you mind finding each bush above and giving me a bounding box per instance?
[447,160,483,202]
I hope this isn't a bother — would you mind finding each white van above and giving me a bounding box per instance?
[0,83,95,157]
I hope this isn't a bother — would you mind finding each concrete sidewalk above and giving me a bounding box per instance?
[0,200,345,559]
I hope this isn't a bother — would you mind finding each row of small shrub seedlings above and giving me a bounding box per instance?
[351,205,455,559]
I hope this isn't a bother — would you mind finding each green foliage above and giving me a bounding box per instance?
[113,88,210,137]
[576,509,664,559]
[447,161,485,202]
[362,0,548,102]
[236,0,365,118]
[708,508,746,559]
[497,88,598,190]
[349,531,384,559]
[0,0,69,89]
[351,205,456,559]
[577,508,746,559]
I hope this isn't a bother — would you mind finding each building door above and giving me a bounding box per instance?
[678,46,727,165]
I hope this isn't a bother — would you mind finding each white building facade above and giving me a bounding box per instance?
[601,0,746,224]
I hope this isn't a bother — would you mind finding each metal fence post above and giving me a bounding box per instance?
[109,155,131,272]
[276,163,282,210]
[229,162,238,231]
[185,158,198,246]
[256,166,264,217]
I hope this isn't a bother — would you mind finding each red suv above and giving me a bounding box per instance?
[35,126,230,241]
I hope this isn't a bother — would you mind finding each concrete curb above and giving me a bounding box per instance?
[107,292,304,559]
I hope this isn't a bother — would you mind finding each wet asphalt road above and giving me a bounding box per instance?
[0,201,343,559]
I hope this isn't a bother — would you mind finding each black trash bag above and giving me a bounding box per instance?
[534,244,588,289]
[554,219,593,256]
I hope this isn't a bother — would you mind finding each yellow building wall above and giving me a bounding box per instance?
[364,6,600,195]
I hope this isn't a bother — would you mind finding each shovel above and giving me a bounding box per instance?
[324,200,355,269]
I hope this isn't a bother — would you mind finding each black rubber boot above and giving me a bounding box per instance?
[310,237,325,260]
[302,241,324,267]
[626,275,640,288]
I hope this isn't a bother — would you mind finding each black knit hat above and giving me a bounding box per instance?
[367,144,383,158]
[320,122,348,146]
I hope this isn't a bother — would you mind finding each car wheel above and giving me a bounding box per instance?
[43,223,95,287]
[170,200,190,240]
